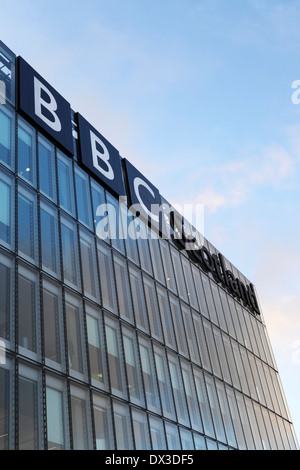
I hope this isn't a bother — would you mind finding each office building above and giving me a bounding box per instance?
[0,40,298,450]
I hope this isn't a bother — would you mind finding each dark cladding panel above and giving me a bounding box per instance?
[76,113,125,198]
[17,56,73,156]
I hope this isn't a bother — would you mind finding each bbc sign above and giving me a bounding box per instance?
[16,54,260,315]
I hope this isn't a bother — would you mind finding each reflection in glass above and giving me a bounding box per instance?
[18,184,38,264]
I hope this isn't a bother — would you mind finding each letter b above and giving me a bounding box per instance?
[34,77,62,132]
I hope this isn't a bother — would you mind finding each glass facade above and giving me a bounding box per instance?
[0,40,298,451]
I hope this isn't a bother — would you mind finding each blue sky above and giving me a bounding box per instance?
[2,0,300,445]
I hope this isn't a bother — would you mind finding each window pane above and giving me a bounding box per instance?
[18,117,36,187]
[70,387,93,450]
[193,367,215,439]
[157,286,176,350]
[181,256,198,309]
[57,150,75,216]
[97,242,118,313]
[135,219,153,275]
[204,373,227,444]
[105,317,127,399]
[159,240,177,293]
[40,199,60,277]
[0,252,13,347]
[149,416,167,450]
[143,275,163,341]
[86,306,107,390]
[129,265,149,332]
[181,360,203,432]
[80,228,99,300]
[181,304,200,364]
[65,293,87,380]
[165,422,181,450]
[121,205,139,265]
[170,247,188,302]
[148,233,165,285]
[113,401,134,450]
[191,265,209,319]
[154,345,175,419]
[0,168,14,249]
[180,428,194,450]
[18,184,38,263]
[18,266,40,359]
[38,135,57,202]
[106,193,125,254]
[46,380,69,450]
[18,370,42,450]
[123,328,144,406]
[169,295,189,357]
[168,353,189,426]
[132,409,151,450]
[61,215,81,289]
[75,165,92,229]
[42,280,64,370]
[0,360,14,450]
[138,336,161,414]
[91,179,107,242]
[93,393,114,450]
[113,253,134,323]
[0,106,14,169]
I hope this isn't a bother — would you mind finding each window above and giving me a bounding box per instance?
[18,117,36,187]
[204,373,227,444]
[65,293,87,380]
[79,228,99,301]
[0,167,14,250]
[75,165,92,229]
[149,416,166,450]
[92,393,114,450]
[143,275,163,341]
[106,193,125,254]
[181,359,203,432]
[129,265,149,333]
[18,183,38,264]
[0,106,14,169]
[193,367,215,439]
[91,179,108,242]
[18,265,40,360]
[180,428,194,450]
[61,215,81,289]
[138,336,161,414]
[181,256,198,309]
[97,242,118,313]
[70,386,93,450]
[216,380,237,448]
[113,401,134,450]
[121,205,139,265]
[18,365,42,450]
[42,279,65,371]
[132,409,151,450]
[38,134,57,202]
[181,304,200,364]
[191,265,209,318]
[123,327,144,406]
[46,375,70,450]
[170,247,188,302]
[169,295,189,357]
[86,305,107,390]
[156,286,176,350]
[159,240,177,294]
[165,422,181,450]
[154,345,175,420]
[105,316,127,399]
[57,150,75,216]
[168,353,189,427]
[193,313,212,372]
[113,253,134,323]
[135,219,153,275]
[148,232,165,285]
[40,199,60,278]
[0,358,14,450]
[0,252,13,348]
